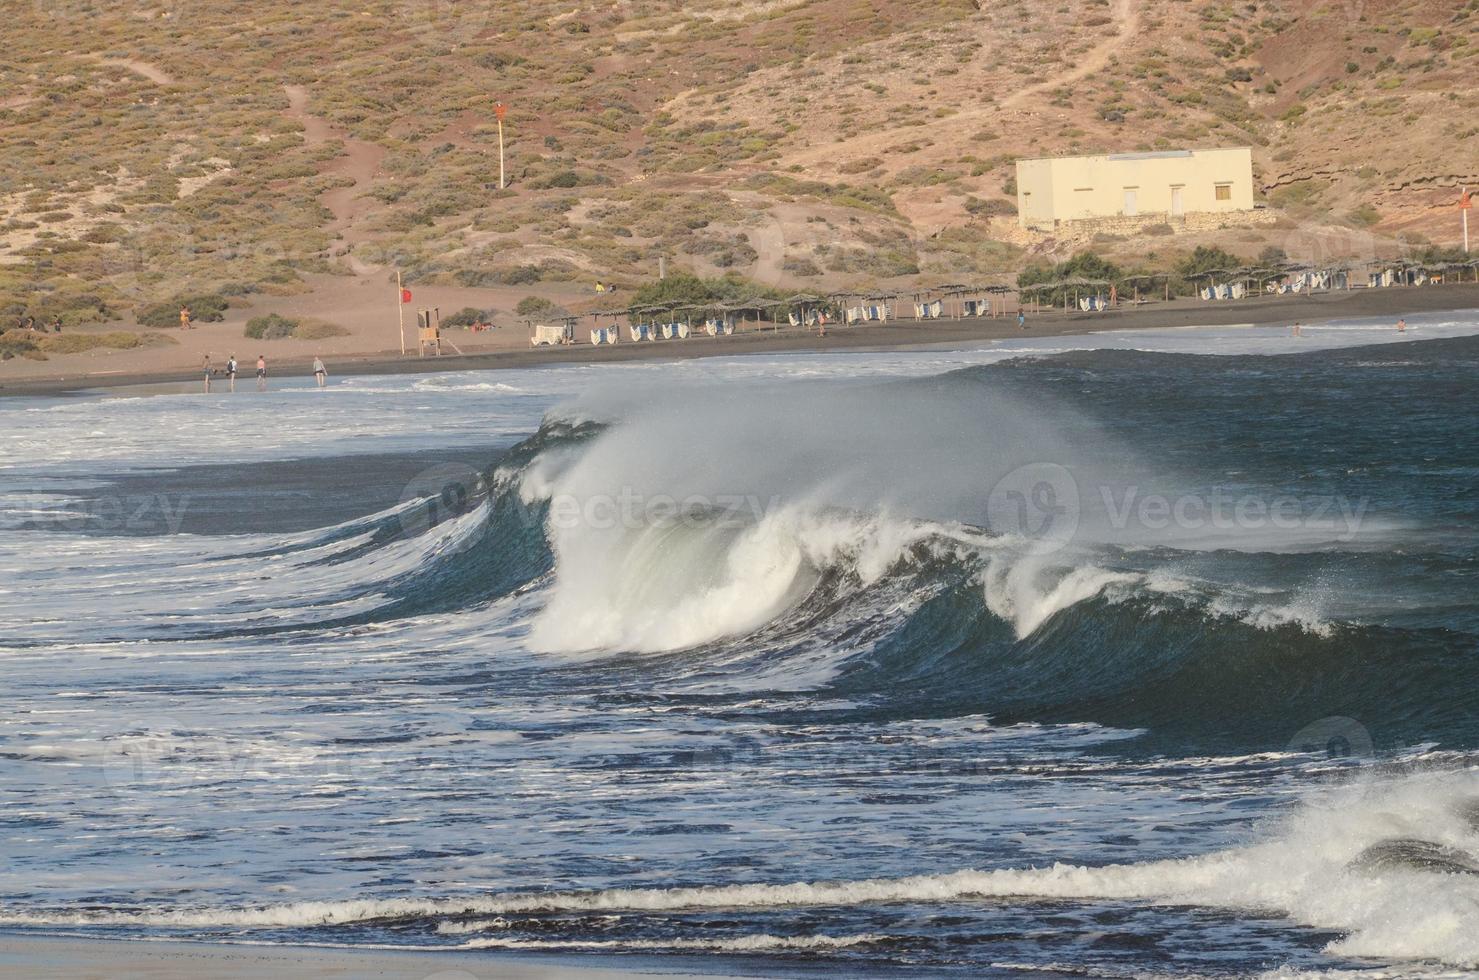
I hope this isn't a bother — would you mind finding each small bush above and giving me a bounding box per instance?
[515,296,559,318]
[137,293,229,328]
[781,256,821,277]
[443,307,495,328]
[38,332,145,354]
[244,314,300,340]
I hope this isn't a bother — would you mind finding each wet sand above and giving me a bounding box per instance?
[3,284,1477,397]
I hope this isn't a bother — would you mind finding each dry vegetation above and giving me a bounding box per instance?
[1,0,1475,329]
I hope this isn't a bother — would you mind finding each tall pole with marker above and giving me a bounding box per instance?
[1462,187,1472,256]
[397,272,410,356]
[494,101,507,190]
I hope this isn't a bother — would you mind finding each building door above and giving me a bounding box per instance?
[1171,186,1185,217]
[1124,188,1138,216]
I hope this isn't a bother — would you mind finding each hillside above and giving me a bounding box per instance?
[2,0,1477,330]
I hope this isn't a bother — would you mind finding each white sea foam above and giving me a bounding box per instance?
[8,770,1474,965]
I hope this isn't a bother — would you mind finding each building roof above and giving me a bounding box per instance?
[1017,147,1250,165]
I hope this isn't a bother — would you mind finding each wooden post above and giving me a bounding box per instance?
[396,270,406,356]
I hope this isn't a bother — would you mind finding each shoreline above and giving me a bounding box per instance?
[4,285,1477,398]
[0,934,753,980]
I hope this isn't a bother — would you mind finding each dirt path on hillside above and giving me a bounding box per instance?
[82,55,176,86]
[781,0,1140,174]
[282,84,387,272]
[1001,0,1140,110]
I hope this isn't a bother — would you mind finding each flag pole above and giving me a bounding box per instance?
[1463,187,1471,255]
[396,270,406,356]
[495,102,507,190]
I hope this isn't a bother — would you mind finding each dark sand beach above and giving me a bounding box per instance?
[4,284,1477,397]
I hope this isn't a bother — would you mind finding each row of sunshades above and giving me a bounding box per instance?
[589,320,737,346]
[1200,270,1350,300]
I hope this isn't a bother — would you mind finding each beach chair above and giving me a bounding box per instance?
[1231,283,1247,300]
[1200,286,1215,301]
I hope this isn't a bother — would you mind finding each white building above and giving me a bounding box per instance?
[1016,148,1256,231]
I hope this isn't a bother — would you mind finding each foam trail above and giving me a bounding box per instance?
[8,770,1475,965]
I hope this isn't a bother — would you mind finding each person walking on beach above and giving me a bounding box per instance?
[225,353,238,392]
[312,355,327,388]
[1017,310,1027,331]
[256,354,267,391]
[203,353,212,393]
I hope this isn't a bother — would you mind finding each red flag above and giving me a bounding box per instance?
[401,288,413,304]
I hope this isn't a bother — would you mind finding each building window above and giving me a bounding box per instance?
[1215,183,1232,201]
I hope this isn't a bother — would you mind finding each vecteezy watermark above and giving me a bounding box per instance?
[97,719,355,796]
[398,463,493,554]
[985,464,1374,550]
[985,463,1080,556]
[1098,486,1370,541]
[4,492,190,534]
[545,491,784,532]
[1287,716,1375,762]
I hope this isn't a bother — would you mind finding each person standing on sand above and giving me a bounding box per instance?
[256,354,267,391]
[203,353,212,393]
[312,356,327,388]
[225,353,238,392]
[1018,310,1027,331]
[180,305,193,330]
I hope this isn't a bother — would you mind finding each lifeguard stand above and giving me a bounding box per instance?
[417,307,442,357]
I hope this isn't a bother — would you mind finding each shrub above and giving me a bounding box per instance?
[244,314,299,339]
[515,296,559,318]
[781,256,821,277]
[0,329,39,359]
[443,307,495,328]
[137,293,229,328]
[38,332,145,353]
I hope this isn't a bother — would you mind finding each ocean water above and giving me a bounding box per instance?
[2,315,1479,977]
